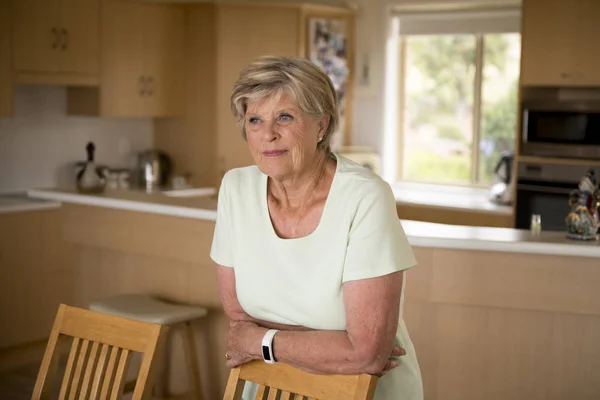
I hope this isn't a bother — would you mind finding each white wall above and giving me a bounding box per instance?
[0,86,153,193]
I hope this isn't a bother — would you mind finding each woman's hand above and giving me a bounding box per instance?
[225,320,263,368]
[376,345,407,377]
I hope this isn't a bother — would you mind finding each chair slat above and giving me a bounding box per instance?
[78,341,100,400]
[89,344,110,400]
[59,337,81,400]
[68,339,90,400]
[280,391,292,400]
[109,348,132,400]
[267,388,280,400]
[255,385,269,400]
[223,367,246,400]
[99,346,120,400]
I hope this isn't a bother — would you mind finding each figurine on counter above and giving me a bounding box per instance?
[565,169,599,240]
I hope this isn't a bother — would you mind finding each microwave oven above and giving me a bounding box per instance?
[521,100,600,159]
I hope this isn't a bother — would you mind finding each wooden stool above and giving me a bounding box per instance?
[89,294,207,400]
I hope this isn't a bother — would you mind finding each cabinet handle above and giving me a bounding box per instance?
[139,76,146,96]
[61,29,68,50]
[147,76,154,96]
[561,72,571,79]
[51,27,59,49]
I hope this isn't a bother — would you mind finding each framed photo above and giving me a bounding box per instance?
[306,16,351,150]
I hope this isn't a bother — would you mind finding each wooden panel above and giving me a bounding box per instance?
[216,5,300,174]
[99,0,144,116]
[0,0,12,117]
[59,0,100,76]
[429,249,600,315]
[154,4,218,188]
[61,204,214,265]
[396,203,514,228]
[13,0,60,73]
[431,304,600,400]
[0,209,74,348]
[143,4,185,117]
[520,0,576,86]
[571,0,600,87]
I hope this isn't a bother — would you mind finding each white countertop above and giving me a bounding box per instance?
[0,193,61,214]
[392,181,513,216]
[28,187,600,258]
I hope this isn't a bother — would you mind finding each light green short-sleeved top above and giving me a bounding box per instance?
[210,155,423,400]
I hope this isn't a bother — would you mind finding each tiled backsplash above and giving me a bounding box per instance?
[0,86,153,193]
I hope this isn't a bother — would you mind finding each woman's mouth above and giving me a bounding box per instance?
[263,150,287,157]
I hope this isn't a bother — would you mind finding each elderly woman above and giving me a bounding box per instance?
[210,55,423,399]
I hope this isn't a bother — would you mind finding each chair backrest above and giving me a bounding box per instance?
[223,360,378,400]
[32,303,169,400]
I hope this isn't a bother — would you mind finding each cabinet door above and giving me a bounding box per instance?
[571,0,600,86]
[520,0,578,86]
[0,0,12,116]
[216,6,299,172]
[100,0,145,116]
[143,4,185,117]
[13,0,60,72]
[59,0,100,75]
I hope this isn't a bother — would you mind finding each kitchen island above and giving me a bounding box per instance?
[28,188,600,400]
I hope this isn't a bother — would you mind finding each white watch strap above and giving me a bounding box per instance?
[261,329,279,364]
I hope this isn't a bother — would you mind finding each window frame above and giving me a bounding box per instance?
[397,33,515,188]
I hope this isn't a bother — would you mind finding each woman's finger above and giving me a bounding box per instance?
[391,345,407,357]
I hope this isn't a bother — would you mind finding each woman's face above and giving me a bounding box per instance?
[245,91,328,181]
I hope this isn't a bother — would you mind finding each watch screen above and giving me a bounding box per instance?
[262,345,271,361]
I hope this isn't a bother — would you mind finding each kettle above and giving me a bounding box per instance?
[137,150,172,191]
[489,151,514,205]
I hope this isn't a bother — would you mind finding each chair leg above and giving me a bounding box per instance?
[183,321,204,400]
[154,331,171,398]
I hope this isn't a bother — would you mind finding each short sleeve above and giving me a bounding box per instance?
[210,172,234,268]
[342,179,417,282]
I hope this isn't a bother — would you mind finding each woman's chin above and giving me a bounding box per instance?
[256,161,292,181]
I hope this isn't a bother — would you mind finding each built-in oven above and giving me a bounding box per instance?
[521,100,600,159]
[515,161,599,231]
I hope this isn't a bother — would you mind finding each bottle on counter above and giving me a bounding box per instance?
[76,142,105,194]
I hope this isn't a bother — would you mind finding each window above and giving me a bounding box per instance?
[396,12,521,185]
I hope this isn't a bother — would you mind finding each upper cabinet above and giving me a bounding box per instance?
[13,0,100,86]
[520,0,600,87]
[68,0,185,117]
[0,0,13,117]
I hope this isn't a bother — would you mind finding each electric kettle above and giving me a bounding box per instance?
[137,150,172,191]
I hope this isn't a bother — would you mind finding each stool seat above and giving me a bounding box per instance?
[89,294,208,325]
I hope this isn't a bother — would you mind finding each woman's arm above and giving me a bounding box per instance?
[217,264,404,375]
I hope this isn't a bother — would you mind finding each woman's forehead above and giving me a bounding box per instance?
[246,90,299,114]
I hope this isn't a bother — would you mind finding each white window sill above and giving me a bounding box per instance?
[391,181,513,216]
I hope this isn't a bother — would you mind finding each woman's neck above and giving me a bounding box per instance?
[269,152,334,209]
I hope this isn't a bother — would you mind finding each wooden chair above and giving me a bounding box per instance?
[31,303,169,400]
[223,360,378,400]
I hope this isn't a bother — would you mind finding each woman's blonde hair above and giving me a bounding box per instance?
[230,55,339,153]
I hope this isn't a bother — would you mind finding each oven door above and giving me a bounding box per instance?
[515,180,574,231]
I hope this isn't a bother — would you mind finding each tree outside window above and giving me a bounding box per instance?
[400,33,521,185]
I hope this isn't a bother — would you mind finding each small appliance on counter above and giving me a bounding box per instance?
[489,151,515,205]
[76,142,106,194]
[136,150,173,192]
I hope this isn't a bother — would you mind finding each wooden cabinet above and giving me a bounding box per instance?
[0,209,74,348]
[0,0,12,116]
[68,0,184,117]
[12,0,99,86]
[521,0,600,87]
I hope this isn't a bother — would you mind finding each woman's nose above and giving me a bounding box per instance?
[262,121,279,141]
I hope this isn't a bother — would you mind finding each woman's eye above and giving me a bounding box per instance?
[278,113,293,121]
[248,117,260,125]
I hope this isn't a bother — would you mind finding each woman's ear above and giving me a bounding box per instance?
[318,115,331,136]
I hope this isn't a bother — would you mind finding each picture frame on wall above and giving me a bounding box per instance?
[302,10,355,150]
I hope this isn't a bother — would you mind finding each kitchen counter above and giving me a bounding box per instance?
[392,181,513,216]
[28,187,599,258]
[0,192,61,214]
